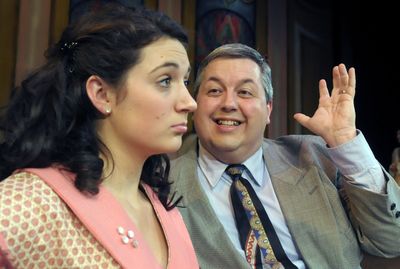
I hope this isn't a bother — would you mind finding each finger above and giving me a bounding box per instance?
[319,79,329,98]
[293,113,310,128]
[348,67,356,96]
[338,63,349,89]
[331,65,340,95]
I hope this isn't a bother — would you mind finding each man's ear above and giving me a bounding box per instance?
[86,75,112,115]
[265,100,273,124]
[267,100,273,113]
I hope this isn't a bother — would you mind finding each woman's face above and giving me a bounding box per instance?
[100,37,197,159]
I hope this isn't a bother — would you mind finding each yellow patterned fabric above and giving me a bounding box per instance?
[0,172,120,268]
[235,179,279,267]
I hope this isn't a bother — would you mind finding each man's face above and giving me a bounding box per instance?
[193,58,272,164]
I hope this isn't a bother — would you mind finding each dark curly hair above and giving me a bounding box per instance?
[0,4,187,210]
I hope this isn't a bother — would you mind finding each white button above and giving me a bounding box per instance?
[122,236,129,244]
[127,230,135,238]
[117,226,125,235]
[132,239,139,248]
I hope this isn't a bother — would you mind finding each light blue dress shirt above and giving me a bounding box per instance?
[197,131,385,269]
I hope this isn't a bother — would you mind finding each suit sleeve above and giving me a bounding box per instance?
[342,173,400,257]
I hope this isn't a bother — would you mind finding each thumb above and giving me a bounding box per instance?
[293,113,310,128]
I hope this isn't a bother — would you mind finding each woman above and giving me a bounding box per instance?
[0,4,198,268]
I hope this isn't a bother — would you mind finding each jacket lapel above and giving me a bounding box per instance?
[171,139,251,268]
[262,140,345,268]
[24,167,162,269]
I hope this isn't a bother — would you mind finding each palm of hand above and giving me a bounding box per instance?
[294,64,356,147]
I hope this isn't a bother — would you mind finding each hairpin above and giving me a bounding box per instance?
[59,41,78,73]
[60,41,78,53]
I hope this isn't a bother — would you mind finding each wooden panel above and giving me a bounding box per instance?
[290,24,332,134]
[49,0,70,45]
[267,0,288,138]
[181,0,196,94]
[144,0,158,10]
[255,0,267,54]
[14,0,52,86]
[287,0,333,134]
[181,0,196,132]
[0,0,19,106]
[255,0,271,138]
[158,0,181,24]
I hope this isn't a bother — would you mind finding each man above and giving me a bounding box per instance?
[170,43,400,269]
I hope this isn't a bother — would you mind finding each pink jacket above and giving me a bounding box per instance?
[0,167,199,268]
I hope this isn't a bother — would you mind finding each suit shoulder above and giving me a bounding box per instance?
[264,134,326,152]
[263,135,336,171]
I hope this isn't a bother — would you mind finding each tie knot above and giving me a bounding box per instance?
[226,164,245,181]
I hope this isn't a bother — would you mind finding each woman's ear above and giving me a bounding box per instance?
[86,75,112,115]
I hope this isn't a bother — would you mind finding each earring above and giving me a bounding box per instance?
[104,105,111,114]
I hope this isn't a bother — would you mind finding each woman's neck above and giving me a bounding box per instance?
[100,150,146,206]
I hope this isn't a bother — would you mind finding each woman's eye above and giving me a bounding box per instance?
[159,77,171,87]
[184,80,190,87]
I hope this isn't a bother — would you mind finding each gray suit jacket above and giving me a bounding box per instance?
[170,134,400,269]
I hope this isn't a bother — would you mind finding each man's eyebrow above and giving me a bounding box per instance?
[206,77,256,85]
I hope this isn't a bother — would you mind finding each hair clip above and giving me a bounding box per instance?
[60,41,78,52]
[59,41,78,73]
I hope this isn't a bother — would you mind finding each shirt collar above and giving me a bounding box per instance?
[198,142,265,189]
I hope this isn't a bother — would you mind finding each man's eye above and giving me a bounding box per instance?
[208,89,222,95]
[238,90,253,97]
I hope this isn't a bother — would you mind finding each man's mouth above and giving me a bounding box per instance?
[216,120,241,126]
